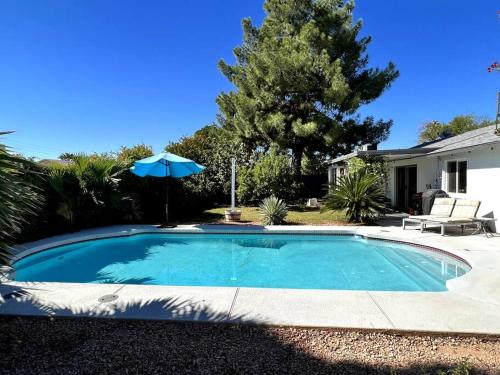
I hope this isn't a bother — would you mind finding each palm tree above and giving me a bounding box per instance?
[73,155,124,208]
[47,167,77,225]
[323,168,389,223]
[47,155,125,226]
[0,132,41,264]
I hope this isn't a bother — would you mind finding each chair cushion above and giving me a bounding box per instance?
[450,200,481,219]
[429,198,456,216]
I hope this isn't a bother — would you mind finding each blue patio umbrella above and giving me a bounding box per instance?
[130,152,205,226]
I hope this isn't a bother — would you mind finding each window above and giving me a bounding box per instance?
[447,160,467,193]
[330,168,337,186]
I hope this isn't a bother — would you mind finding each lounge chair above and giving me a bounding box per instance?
[402,198,456,232]
[423,199,481,236]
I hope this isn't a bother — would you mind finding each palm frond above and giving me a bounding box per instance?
[0,135,42,264]
[46,155,126,225]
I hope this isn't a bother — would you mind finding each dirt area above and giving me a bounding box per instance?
[0,316,499,374]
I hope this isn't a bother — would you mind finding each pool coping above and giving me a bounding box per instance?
[1,224,500,335]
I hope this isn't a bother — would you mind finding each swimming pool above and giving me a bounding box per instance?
[12,233,470,291]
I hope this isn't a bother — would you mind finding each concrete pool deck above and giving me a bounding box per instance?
[1,224,499,335]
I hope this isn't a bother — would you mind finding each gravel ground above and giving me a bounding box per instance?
[0,316,499,374]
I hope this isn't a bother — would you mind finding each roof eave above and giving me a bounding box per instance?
[426,140,500,157]
[327,148,437,165]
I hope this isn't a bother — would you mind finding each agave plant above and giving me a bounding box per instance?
[258,196,288,225]
[0,132,41,264]
[323,168,389,223]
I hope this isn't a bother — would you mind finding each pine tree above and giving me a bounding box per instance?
[216,0,398,179]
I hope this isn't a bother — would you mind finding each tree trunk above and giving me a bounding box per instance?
[291,147,303,182]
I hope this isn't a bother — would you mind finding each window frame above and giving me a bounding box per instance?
[331,167,337,186]
[445,159,467,194]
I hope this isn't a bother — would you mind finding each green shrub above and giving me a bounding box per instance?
[166,125,254,216]
[115,144,164,223]
[45,155,126,228]
[258,196,288,225]
[237,149,298,204]
[347,156,388,189]
[301,153,327,175]
[448,358,472,375]
[234,165,255,204]
[429,358,473,375]
[116,144,154,167]
[0,133,42,263]
[323,169,389,223]
[47,167,78,225]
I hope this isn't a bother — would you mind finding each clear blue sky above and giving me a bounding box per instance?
[1,0,499,159]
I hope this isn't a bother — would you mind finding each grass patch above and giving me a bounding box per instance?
[189,206,348,225]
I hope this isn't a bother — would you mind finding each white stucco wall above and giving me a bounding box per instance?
[386,145,500,232]
[386,156,439,204]
[438,145,500,232]
[330,144,500,232]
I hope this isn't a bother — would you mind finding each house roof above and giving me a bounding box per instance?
[328,148,434,164]
[414,125,499,155]
[328,125,500,164]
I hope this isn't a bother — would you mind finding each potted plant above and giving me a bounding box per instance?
[225,208,241,222]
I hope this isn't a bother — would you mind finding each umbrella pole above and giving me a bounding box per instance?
[165,162,169,226]
[162,160,176,228]
[165,178,169,225]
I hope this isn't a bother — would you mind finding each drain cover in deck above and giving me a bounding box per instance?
[98,294,119,303]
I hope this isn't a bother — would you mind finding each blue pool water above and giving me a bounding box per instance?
[13,234,469,291]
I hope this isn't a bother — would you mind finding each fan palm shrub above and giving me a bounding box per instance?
[47,167,78,225]
[258,196,288,225]
[0,132,41,264]
[47,155,125,227]
[73,155,124,208]
[323,169,389,223]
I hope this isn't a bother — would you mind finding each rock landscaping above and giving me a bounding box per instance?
[0,316,499,374]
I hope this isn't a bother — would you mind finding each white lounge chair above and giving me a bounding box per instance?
[402,198,456,232]
[423,199,481,236]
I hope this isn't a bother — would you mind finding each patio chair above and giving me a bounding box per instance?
[423,199,481,236]
[402,198,456,232]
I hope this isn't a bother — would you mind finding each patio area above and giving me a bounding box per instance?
[1,223,500,335]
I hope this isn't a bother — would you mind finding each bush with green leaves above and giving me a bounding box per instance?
[237,149,298,204]
[116,144,159,222]
[347,156,388,189]
[301,153,327,176]
[47,167,78,225]
[323,169,389,223]
[0,132,41,263]
[418,114,491,143]
[258,196,288,225]
[166,125,254,215]
[45,154,126,228]
[17,151,162,242]
[116,144,154,167]
[9,131,256,243]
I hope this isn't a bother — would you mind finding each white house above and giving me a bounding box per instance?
[327,125,500,232]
